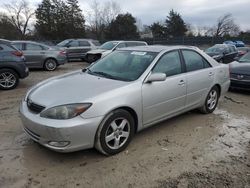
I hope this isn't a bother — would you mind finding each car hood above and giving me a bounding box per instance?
[230,63,250,75]
[28,71,129,108]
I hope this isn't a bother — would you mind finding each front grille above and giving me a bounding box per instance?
[230,73,250,81]
[27,99,45,113]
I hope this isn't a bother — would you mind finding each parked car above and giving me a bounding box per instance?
[0,39,29,90]
[229,52,250,90]
[223,40,235,45]
[20,45,230,155]
[56,39,100,61]
[205,44,238,63]
[85,41,148,63]
[234,41,245,47]
[12,41,67,71]
[236,47,250,58]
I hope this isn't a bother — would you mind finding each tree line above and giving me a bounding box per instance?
[0,0,249,41]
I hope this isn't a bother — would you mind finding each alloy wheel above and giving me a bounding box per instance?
[105,118,130,150]
[207,90,218,110]
[0,72,17,89]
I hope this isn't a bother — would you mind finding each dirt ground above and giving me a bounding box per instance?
[0,62,250,188]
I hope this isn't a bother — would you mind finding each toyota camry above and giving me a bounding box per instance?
[20,45,230,155]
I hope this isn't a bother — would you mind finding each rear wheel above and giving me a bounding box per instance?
[44,59,57,71]
[95,109,135,155]
[200,86,219,114]
[0,69,19,90]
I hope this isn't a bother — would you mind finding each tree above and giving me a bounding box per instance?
[150,22,165,38]
[87,0,121,40]
[165,9,187,37]
[105,13,139,40]
[35,0,85,40]
[213,14,240,37]
[0,13,21,39]
[4,0,34,39]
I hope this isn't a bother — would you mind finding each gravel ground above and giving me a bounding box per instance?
[0,62,249,188]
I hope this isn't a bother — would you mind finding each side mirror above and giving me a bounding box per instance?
[146,73,166,83]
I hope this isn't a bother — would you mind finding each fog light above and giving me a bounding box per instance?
[48,141,70,147]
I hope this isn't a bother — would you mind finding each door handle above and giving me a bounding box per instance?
[209,72,214,76]
[178,80,185,85]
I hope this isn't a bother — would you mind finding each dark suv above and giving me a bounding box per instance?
[205,44,238,63]
[56,39,100,61]
[0,39,29,90]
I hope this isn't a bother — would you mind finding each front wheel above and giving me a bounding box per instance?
[95,109,135,155]
[44,59,57,71]
[0,69,19,90]
[200,86,219,114]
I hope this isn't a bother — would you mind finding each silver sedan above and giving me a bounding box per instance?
[19,45,230,155]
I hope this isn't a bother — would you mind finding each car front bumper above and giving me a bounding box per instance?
[230,79,250,91]
[19,100,104,152]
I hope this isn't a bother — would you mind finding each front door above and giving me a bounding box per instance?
[142,50,186,125]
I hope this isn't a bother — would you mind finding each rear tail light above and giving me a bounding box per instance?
[59,50,66,56]
[12,51,23,57]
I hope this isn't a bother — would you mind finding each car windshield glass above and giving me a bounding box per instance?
[99,41,119,50]
[205,46,225,53]
[57,40,71,47]
[87,51,157,81]
[239,52,250,63]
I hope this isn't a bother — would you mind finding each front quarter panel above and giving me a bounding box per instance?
[80,81,143,131]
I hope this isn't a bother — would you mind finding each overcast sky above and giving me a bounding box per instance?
[1,0,250,31]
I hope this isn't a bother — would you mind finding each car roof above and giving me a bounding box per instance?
[118,45,199,53]
[12,40,50,47]
[0,39,11,44]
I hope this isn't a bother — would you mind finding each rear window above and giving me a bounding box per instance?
[79,41,90,47]
[12,43,23,50]
[0,44,16,51]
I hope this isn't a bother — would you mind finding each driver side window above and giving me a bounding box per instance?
[152,51,182,77]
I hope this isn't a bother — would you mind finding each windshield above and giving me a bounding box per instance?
[239,52,250,63]
[87,51,157,81]
[57,40,71,47]
[99,41,119,50]
[205,46,225,53]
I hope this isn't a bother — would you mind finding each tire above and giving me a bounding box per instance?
[44,59,57,71]
[95,109,135,155]
[0,69,19,90]
[200,86,219,114]
[219,59,224,63]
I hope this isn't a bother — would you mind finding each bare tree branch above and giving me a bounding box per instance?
[4,0,34,38]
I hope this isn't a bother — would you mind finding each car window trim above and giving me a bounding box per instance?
[180,49,212,73]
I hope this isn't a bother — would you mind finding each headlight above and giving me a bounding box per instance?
[212,55,222,59]
[40,103,92,119]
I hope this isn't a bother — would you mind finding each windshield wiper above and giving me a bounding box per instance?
[91,71,116,79]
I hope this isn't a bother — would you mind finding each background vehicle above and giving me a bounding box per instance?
[12,41,67,71]
[223,40,245,47]
[236,47,250,58]
[20,45,230,155]
[205,44,238,63]
[0,39,29,90]
[234,41,245,47]
[85,41,148,63]
[56,39,100,61]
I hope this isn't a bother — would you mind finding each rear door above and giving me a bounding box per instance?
[181,49,214,109]
[142,50,187,125]
[78,40,92,57]
[23,43,45,68]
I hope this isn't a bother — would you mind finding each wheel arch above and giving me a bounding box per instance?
[0,67,20,78]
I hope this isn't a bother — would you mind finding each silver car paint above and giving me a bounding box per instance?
[20,45,230,152]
